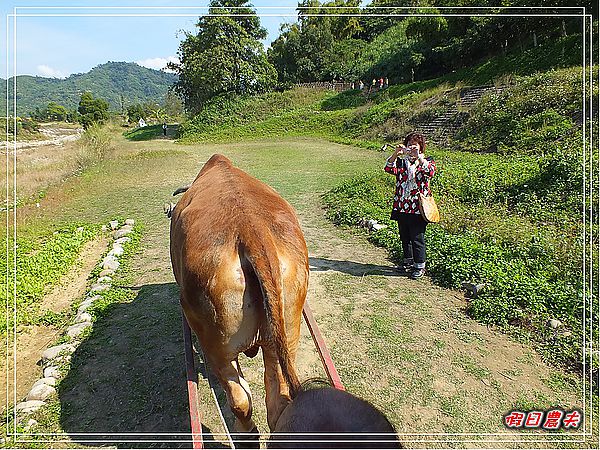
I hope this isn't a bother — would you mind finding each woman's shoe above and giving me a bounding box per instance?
[410,268,425,279]
[396,262,413,273]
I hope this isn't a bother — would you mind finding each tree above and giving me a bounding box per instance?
[269,0,369,84]
[46,102,69,121]
[358,0,414,41]
[78,92,109,129]
[126,101,164,123]
[298,0,363,40]
[162,90,185,120]
[268,22,336,84]
[322,39,366,81]
[169,0,277,112]
[30,106,46,121]
[126,103,146,123]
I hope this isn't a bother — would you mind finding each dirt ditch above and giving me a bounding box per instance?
[1,236,107,413]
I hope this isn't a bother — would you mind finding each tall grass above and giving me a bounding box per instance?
[76,123,116,170]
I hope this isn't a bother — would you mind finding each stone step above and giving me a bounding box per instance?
[433,119,460,124]
[430,117,458,123]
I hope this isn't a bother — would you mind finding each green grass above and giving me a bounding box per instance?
[0,224,98,334]
[123,124,165,141]
[453,354,491,381]
[123,124,180,141]
[1,224,143,447]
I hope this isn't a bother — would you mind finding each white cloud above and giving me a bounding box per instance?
[136,56,179,73]
[36,65,67,79]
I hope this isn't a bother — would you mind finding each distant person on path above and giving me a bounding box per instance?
[384,132,436,279]
[359,80,364,90]
[384,77,389,88]
[162,121,167,137]
[379,77,384,89]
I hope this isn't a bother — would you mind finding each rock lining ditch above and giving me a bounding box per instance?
[14,218,136,418]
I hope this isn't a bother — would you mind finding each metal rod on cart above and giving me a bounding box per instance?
[302,303,345,391]
[182,314,204,449]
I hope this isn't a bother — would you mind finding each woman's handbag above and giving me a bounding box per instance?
[418,192,440,223]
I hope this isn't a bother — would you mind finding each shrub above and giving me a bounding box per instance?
[76,123,115,169]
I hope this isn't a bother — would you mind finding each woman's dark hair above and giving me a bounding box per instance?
[269,380,402,449]
[404,132,426,152]
[298,378,332,391]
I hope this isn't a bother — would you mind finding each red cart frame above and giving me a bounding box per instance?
[181,302,344,449]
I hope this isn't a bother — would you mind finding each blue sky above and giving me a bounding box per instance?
[0,1,302,78]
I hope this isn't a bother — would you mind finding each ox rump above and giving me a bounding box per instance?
[169,154,309,441]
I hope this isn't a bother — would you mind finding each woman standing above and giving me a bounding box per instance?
[384,132,436,279]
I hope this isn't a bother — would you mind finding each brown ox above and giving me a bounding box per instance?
[169,154,309,437]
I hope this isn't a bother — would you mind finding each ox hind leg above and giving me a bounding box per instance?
[209,354,260,448]
[183,307,259,447]
[263,345,294,431]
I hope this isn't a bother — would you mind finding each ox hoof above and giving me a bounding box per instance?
[243,345,259,358]
[235,426,260,449]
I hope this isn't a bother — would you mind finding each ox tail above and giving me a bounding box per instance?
[243,237,301,399]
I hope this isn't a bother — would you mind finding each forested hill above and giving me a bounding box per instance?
[1,62,177,116]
